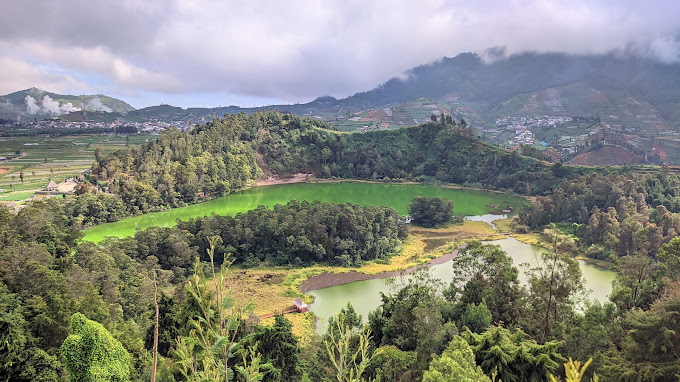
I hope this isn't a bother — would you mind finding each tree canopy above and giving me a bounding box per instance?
[409,196,455,228]
[61,313,131,382]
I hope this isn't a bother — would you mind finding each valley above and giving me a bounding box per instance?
[3,51,680,168]
[4,2,680,379]
[2,111,680,380]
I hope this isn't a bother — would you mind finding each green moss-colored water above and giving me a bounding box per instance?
[82,182,525,243]
[308,237,616,333]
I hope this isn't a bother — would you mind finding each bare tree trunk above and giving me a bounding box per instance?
[151,270,159,382]
[541,254,557,343]
[542,228,559,343]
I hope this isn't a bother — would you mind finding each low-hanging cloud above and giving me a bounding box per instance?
[25,95,81,115]
[25,95,40,114]
[649,36,680,64]
[2,0,680,106]
[85,97,112,112]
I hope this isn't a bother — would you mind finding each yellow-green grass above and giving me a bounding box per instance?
[494,218,543,245]
[0,190,37,201]
[212,221,504,344]
[494,218,513,232]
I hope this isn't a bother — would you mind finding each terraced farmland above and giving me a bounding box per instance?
[0,133,157,201]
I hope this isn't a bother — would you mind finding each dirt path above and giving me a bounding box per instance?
[301,178,530,198]
[0,167,9,175]
[256,173,311,186]
[301,244,466,292]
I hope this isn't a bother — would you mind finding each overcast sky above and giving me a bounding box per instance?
[1,0,679,108]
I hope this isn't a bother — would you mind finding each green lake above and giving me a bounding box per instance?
[82,182,525,242]
[307,237,616,333]
[79,180,616,334]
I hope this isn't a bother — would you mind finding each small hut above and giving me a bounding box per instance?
[293,297,308,313]
[45,180,58,192]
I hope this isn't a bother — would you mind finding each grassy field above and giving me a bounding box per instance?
[0,190,38,201]
[0,133,156,201]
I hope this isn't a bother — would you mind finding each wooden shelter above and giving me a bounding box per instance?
[45,180,58,191]
[293,297,309,313]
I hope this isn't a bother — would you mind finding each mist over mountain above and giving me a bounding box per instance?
[2,51,679,131]
[0,87,135,122]
[342,51,679,120]
[140,50,680,129]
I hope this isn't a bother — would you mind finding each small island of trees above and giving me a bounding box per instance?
[408,196,454,228]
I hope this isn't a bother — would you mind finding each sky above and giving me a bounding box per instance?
[1,0,679,109]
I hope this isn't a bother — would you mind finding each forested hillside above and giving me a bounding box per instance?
[92,112,332,212]
[316,121,566,194]
[345,52,680,116]
[91,110,571,217]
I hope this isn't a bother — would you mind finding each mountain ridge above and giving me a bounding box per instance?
[4,51,678,123]
[0,87,135,122]
[3,51,678,126]
[3,51,679,142]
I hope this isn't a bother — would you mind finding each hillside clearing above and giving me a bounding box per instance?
[569,145,643,165]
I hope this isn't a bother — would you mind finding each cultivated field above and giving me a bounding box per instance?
[569,145,643,166]
[0,133,157,202]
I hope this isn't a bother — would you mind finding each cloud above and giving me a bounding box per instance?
[0,56,90,95]
[25,94,81,115]
[650,36,680,64]
[3,42,183,93]
[1,0,679,106]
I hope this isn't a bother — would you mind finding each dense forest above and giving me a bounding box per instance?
[2,197,679,380]
[408,196,455,228]
[103,199,407,276]
[2,111,680,381]
[89,110,576,217]
[0,197,405,380]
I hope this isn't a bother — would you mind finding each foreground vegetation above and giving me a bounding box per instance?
[2,111,680,381]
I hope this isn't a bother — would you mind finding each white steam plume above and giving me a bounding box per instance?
[40,95,81,115]
[25,94,82,115]
[86,97,112,112]
[25,95,40,114]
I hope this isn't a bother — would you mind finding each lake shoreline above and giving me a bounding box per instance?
[307,236,617,333]
[301,245,464,292]
[82,181,525,243]
[303,177,529,199]
[496,225,616,271]
[255,172,311,186]
[251,173,531,203]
